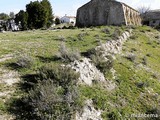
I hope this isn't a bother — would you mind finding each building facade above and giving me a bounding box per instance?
[60,15,76,25]
[76,0,141,27]
[142,9,160,27]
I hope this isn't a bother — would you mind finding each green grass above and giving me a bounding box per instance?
[0,26,160,119]
[79,26,160,119]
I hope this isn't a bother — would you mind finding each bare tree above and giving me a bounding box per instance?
[137,5,150,14]
[9,12,15,18]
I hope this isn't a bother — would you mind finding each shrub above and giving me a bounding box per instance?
[57,35,66,41]
[15,54,34,68]
[130,35,138,40]
[131,48,137,52]
[22,64,81,120]
[112,28,122,39]
[146,53,151,57]
[125,53,136,62]
[94,34,100,38]
[57,42,81,62]
[155,35,160,39]
[101,28,110,34]
[37,64,80,88]
[24,80,80,120]
[77,32,89,40]
[90,49,114,73]
[142,56,148,65]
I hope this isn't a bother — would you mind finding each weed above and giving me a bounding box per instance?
[125,53,136,62]
[37,64,80,88]
[77,32,89,40]
[23,80,79,120]
[131,48,137,52]
[58,35,66,41]
[130,35,138,40]
[90,49,114,73]
[142,56,148,65]
[155,35,160,39]
[101,28,110,34]
[146,53,152,57]
[112,28,122,39]
[15,54,34,68]
[57,42,81,62]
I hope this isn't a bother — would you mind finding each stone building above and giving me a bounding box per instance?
[142,9,160,27]
[76,0,141,27]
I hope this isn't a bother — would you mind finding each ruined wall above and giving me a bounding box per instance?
[76,0,141,27]
[76,0,125,27]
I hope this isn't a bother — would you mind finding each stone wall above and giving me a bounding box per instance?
[72,29,132,120]
[76,0,141,27]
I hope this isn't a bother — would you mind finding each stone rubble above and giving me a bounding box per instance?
[70,30,132,120]
[68,58,105,86]
[75,100,102,120]
[95,30,132,56]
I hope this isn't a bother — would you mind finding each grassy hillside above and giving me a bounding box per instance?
[0,26,160,119]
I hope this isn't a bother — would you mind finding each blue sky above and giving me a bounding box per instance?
[0,0,159,16]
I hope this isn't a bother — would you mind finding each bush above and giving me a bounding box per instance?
[125,53,136,62]
[90,49,114,73]
[15,54,34,68]
[24,80,80,120]
[37,64,80,88]
[77,32,89,40]
[142,56,148,65]
[57,42,81,62]
[112,28,122,39]
[57,35,66,42]
[101,27,110,34]
[22,64,81,120]
[130,35,138,40]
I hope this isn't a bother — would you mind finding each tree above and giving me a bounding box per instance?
[55,17,60,25]
[41,0,53,28]
[15,10,28,30]
[26,1,47,29]
[0,13,9,20]
[9,12,15,19]
[138,6,150,14]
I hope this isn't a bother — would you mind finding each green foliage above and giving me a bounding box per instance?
[14,0,53,30]
[26,1,47,29]
[24,80,72,120]
[23,64,81,120]
[15,10,28,30]
[0,13,9,20]
[37,64,80,88]
[55,17,60,25]
[41,0,53,28]
[2,26,160,120]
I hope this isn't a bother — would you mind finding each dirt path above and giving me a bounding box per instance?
[0,54,20,120]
